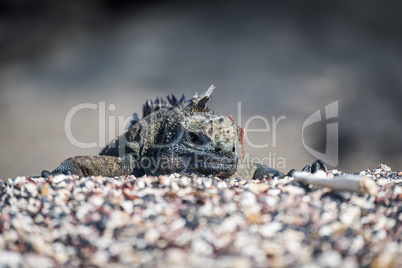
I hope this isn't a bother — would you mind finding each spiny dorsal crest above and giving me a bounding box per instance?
[128,85,215,129]
[143,85,215,116]
[142,93,186,117]
[185,85,214,113]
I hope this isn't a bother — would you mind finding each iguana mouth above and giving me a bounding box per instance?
[152,149,238,178]
[182,151,238,178]
[193,160,237,178]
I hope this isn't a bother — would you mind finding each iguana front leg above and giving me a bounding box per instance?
[41,155,140,178]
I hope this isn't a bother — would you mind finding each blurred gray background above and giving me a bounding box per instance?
[1,0,401,179]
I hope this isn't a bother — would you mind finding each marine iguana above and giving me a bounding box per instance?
[42,86,242,178]
[41,86,326,179]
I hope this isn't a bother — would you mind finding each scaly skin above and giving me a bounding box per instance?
[42,86,242,179]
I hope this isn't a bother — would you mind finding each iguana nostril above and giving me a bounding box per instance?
[216,143,223,152]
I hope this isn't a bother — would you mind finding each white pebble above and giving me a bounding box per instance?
[260,221,282,238]
[317,250,342,268]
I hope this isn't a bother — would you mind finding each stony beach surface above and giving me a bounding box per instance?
[0,164,401,267]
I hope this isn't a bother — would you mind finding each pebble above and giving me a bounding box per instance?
[0,164,400,267]
[0,251,22,267]
[349,235,364,254]
[121,200,134,214]
[248,182,269,193]
[317,250,342,268]
[283,184,305,195]
[341,256,359,268]
[260,221,282,237]
[340,205,361,227]
[52,174,67,184]
[240,191,257,206]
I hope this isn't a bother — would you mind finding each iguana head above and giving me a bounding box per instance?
[130,86,242,178]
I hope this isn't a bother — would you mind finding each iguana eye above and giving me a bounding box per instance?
[187,131,205,145]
